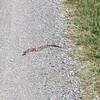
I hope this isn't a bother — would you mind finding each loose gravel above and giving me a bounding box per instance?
[0,0,82,100]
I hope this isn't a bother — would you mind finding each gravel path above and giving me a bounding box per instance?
[0,0,82,100]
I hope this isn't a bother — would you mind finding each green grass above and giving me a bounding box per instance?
[64,0,100,99]
[65,0,100,61]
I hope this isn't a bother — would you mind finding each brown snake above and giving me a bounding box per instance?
[22,44,61,56]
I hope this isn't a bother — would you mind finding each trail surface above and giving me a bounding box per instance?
[0,0,82,100]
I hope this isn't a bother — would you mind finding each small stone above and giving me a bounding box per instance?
[51,65,55,67]
[62,61,66,64]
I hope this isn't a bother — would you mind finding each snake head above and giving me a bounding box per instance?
[22,52,26,56]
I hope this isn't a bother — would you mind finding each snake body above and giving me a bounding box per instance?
[22,45,61,56]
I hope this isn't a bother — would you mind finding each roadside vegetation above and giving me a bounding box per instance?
[64,0,100,100]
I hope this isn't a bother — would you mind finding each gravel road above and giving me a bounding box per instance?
[0,0,82,100]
